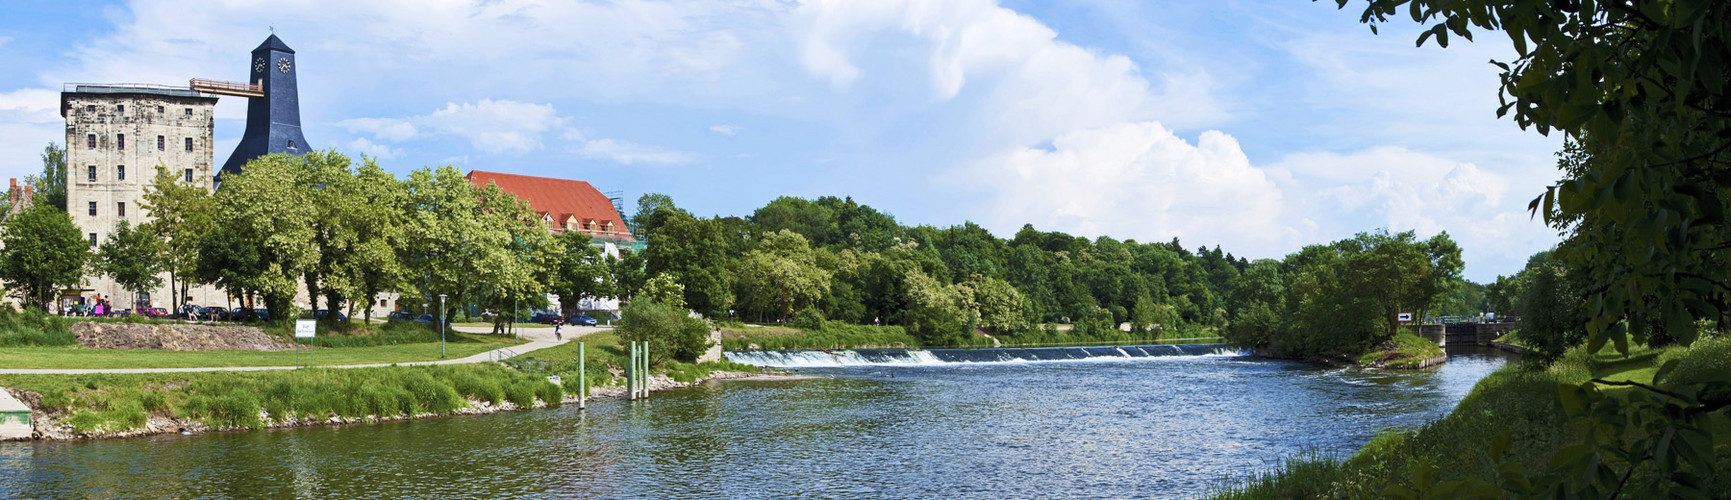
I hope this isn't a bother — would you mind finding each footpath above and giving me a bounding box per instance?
[0,325,605,375]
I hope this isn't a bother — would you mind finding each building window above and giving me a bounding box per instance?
[184,169,193,183]
[184,108,193,116]
[118,202,126,217]
[87,166,96,182]
[89,234,97,247]
[185,137,193,152]
[87,134,96,149]
[85,105,96,113]
[288,140,296,149]
[117,165,125,180]
[156,105,164,114]
[88,201,97,217]
[157,136,165,151]
[117,104,124,114]
[117,134,125,150]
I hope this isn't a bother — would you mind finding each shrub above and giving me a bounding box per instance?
[617,302,713,365]
[790,307,825,330]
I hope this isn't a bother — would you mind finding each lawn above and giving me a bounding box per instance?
[0,331,524,369]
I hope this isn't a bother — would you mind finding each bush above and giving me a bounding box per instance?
[617,302,712,365]
[0,306,76,347]
[789,307,825,330]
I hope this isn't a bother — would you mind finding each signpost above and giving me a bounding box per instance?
[1396,312,1414,323]
[295,319,317,367]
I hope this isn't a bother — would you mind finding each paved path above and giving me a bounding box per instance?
[0,325,612,375]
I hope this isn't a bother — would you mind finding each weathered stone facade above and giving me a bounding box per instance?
[60,85,224,309]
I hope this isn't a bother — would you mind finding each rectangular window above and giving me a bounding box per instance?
[87,134,96,149]
[117,104,124,113]
[156,105,164,114]
[88,201,96,217]
[87,166,96,182]
[118,202,126,217]
[157,136,165,151]
[185,137,193,152]
[184,169,193,183]
[117,134,124,150]
[184,108,192,116]
[89,234,97,247]
[117,165,125,180]
[85,105,96,113]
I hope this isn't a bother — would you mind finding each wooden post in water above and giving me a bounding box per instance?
[639,341,649,399]
[577,342,586,410]
[627,341,636,401]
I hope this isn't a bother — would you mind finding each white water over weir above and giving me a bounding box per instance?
[725,344,1245,368]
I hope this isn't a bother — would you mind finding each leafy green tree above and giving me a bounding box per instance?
[903,270,965,345]
[404,166,550,329]
[140,164,214,310]
[214,154,318,323]
[643,209,734,317]
[617,301,712,365]
[963,274,1026,334]
[735,230,831,321]
[196,224,263,311]
[631,193,676,237]
[24,143,66,212]
[1515,264,1585,363]
[548,231,613,316]
[639,273,685,309]
[0,202,89,310]
[96,220,164,306]
[334,159,414,323]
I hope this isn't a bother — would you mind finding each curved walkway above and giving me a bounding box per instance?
[0,325,608,375]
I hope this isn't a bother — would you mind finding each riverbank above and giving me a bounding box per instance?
[1,364,786,441]
[1212,336,1731,498]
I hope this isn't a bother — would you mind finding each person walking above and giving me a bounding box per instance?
[554,318,563,341]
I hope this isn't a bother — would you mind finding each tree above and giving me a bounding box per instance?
[639,274,685,309]
[903,270,965,345]
[735,230,831,322]
[617,301,712,365]
[643,209,734,317]
[213,153,318,323]
[140,164,214,310]
[334,159,414,323]
[964,274,1026,334]
[548,231,613,316]
[404,166,550,329]
[631,193,676,237]
[24,143,65,211]
[0,202,88,310]
[97,220,164,306]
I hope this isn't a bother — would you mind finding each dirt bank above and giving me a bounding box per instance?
[71,322,294,351]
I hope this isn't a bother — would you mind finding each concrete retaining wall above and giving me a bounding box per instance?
[0,389,32,440]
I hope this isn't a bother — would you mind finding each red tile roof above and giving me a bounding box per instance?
[465,170,632,239]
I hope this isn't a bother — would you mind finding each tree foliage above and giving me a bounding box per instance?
[0,202,89,310]
[96,220,164,302]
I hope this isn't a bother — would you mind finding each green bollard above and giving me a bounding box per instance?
[627,341,636,401]
[579,343,587,407]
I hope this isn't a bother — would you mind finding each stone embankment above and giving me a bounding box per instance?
[71,322,293,351]
[3,370,793,441]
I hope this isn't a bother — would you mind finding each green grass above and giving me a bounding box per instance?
[0,364,562,433]
[1212,337,1731,499]
[1357,332,1446,368]
[0,331,523,369]
[720,321,919,350]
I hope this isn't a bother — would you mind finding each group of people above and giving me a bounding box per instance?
[63,298,114,317]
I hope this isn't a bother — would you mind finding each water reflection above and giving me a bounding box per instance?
[0,349,1512,499]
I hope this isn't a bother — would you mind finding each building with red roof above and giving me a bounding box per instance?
[464,170,640,251]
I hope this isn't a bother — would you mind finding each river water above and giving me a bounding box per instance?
[0,346,1511,499]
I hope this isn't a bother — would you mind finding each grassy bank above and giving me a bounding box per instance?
[0,319,523,369]
[1212,336,1731,498]
[1357,332,1445,368]
[518,331,757,396]
[0,364,563,434]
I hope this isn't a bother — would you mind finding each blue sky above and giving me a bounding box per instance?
[0,0,1565,282]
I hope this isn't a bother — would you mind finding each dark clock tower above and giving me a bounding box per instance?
[220,34,312,176]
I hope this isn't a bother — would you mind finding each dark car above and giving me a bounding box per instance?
[529,312,562,324]
[202,306,232,321]
[387,311,417,322]
[311,309,348,321]
[566,313,598,326]
[252,308,270,321]
[414,314,436,324]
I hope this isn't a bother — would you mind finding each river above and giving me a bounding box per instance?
[0,346,1512,499]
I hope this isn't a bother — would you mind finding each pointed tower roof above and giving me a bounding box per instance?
[253,34,295,54]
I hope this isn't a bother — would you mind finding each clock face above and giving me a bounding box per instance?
[276,57,292,74]
[254,57,265,73]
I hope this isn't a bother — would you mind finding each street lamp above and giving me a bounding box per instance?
[439,294,448,358]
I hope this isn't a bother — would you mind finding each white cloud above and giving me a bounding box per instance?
[971,122,1291,253]
[347,99,564,154]
[0,88,62,124]
[344,137,400,160]
[577,138,698,165]
[709,124,739,135]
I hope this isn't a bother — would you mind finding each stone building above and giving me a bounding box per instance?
[59,83,222,310]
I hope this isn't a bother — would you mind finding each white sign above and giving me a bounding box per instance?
[1396,312,1414,322]
[294,319,317,338]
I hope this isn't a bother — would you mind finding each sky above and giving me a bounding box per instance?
[0,0,1566,282]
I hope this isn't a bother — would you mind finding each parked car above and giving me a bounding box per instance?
[141,307,170,318]
[201,306,232,321]
[253,308,270,321]
[387,311,417,322]
[529,312,562,324]
[310,309,348,321]
[414,314,436,324]
[566,313,598,326]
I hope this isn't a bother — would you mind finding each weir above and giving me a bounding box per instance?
[724,343,1243,368]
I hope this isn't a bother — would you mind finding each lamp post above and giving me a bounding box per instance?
[439,294,448,358]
